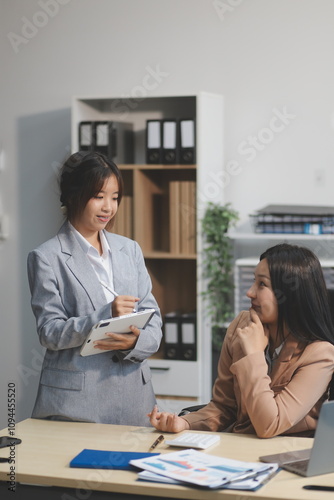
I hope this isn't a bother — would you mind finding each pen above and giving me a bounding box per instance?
[223,466,274,485]
[99,280,120,299]
[149,434,164,452]
[100,281,137,312]
[303,485,334,492]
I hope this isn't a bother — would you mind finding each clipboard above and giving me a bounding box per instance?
[80,309,155,357]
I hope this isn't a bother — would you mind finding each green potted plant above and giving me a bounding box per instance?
[201,202,239,364]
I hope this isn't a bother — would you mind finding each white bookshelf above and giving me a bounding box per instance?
[72,92,224,412]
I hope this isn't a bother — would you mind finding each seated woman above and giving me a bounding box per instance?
[149,243,334,438]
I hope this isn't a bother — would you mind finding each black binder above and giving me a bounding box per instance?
[93,121,134,163]
[180,312,197,361]
[179,119,196,164]
[93,121,115,158]
[146,120,162,164]
[162,119,177,164]
[163,311,181,360]
[79,121,94,151]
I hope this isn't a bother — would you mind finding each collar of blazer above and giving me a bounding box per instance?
[57,222,132,309]
[275,335,306,363]
[269,335,307,386]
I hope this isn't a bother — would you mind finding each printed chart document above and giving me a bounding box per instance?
[130,448,279,490]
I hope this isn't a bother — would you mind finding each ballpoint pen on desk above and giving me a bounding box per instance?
[303,485,334,492]
[149,435,164,452]
[222,465,276,486]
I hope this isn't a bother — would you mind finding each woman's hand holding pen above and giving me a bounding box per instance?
[148,405,190,433]
[94,295,140,351]
[112,295,139,317]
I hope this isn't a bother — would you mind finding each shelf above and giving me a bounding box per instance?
[119,164,196,170]
[148,358,200,398]
[144,251,197,260]
[228,231,334,240]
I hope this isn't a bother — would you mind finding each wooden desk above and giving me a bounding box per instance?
[1,419,334,500]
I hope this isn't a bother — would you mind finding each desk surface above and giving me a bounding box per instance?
[1,419,334,500]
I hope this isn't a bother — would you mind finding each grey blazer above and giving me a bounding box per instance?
[27,221,162,426]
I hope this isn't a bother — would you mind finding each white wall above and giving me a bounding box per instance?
[1,0,334,428]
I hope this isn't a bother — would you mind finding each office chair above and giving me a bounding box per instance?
[178,404,206,417]
[179,371,334,416]
[329,373,334,401]
[327,288,334,401]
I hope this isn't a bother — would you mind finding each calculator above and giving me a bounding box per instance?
[165,432,220,450]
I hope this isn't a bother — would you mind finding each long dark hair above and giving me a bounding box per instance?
[260,243,334,345]
[59,151,124,224]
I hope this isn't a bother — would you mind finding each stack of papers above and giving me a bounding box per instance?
[130,448,279,491]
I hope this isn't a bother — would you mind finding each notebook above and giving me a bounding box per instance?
[260,400,334,477]
[69,449,159,470]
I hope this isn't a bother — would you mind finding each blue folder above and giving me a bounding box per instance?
[69,449,159,470]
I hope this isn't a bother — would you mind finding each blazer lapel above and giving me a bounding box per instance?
[58,222,106,310]
[270,336,306,386]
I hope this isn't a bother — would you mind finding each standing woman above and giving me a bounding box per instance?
[28,151,162,426]
[149,243,334,437]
